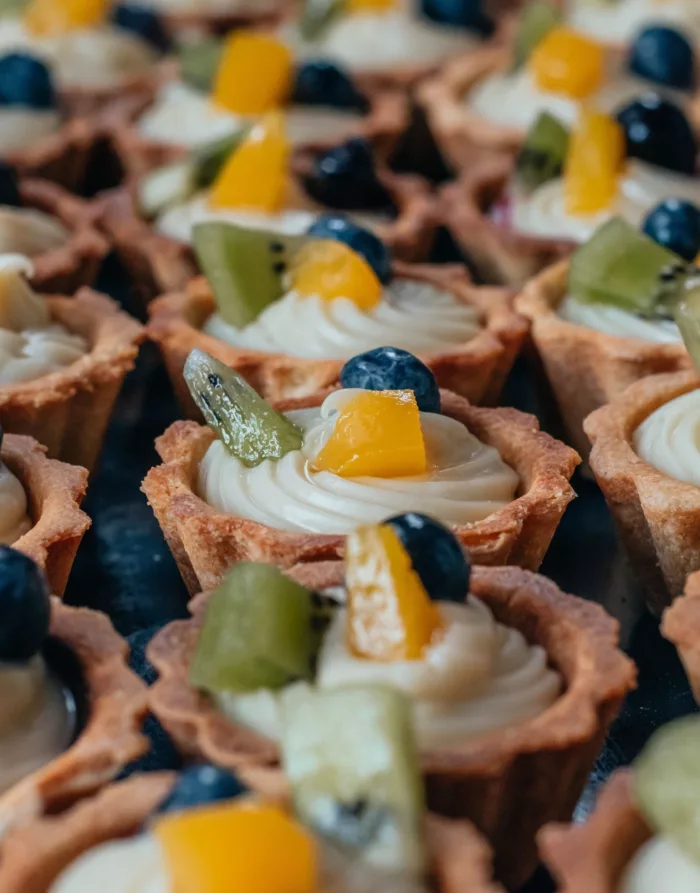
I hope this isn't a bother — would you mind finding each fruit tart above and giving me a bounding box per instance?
[0,729,504,892]
[540,716,700,893]
[100,115,437,304]
[566,0,700,48]
[0,253,143,471]
[0,547,148,838]
[147,218,527,406]
[147,522,634,888]
[142,347,579,593]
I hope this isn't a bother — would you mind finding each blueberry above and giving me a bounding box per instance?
[0,162,20,207]
[340,346,440,413]
[0,53,55,110]
[153,764,248,816]
[642,198,700,262]
[384,513,470,603]
[307,215,391,283]
[303,138,393,210]
[420,0,494,35]
[616,94,697,175]
[0,547,50,663]
[111,4,171,53]
[292,60,369,112]
[629,26,695,91]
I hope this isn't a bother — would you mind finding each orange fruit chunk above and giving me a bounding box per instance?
[291,240,382,309]
[312,389,427,478]
[25,0,107,34]
[155,801,317,893]
[564,109,624,215]
[345,523,445,661]
[208,111,289,212]
[347,0,396,10]
[213,33,293,116]
[530,27,604,99]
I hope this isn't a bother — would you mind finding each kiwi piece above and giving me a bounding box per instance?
[671,267,700,373]
[511,0,560,71]
[178,37,224,92]
[137,160,197,218]
[569,217,684,317]
[192,130,249,190]
[300,0,345,40]
[190,562,315,693]
[184,349,303,465]
[280,685,426,875]
[514,112,569,193]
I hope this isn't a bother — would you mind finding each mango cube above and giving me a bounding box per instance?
[213,33,293,116]
[531,27,604,99]
[564,109,624,215]
[25,0,107,34]
[291,239,382,310]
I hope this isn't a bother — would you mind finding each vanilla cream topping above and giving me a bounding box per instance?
[558,294,682,343]
[0,108,60,153]
[199,389,519,534]
[568,0,700,45]
[633,389,700,487]
[203,279,482,360]
[0,460,32,543]
[620,836,700,893]
[51,835,168,893]
[0,206,68,256]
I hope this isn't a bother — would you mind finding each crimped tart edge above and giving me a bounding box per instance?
[662,568,700,703]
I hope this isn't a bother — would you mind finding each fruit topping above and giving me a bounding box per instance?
[420,0,494,35]
[0,546,50,663]
[137,159,197,219]
[643,199,700,262]
[179,37,224,93]
[0,162,20,207]
[193,222,304,328]
[514,111,569,193]
[564,109,624,215]
[111,3,170,52]
[628,25,695,91]
[208,111,289,213]
[307,215,391,283]
[312,389,427,478]
[291,239,383,308]
[190,562,315,693]
[385,512,470,604]
[340,346,440,413]
[530,27,604,99]
[303,137,393,210]
[155,800,317,893]
[347,0,395,9]
[154,765,249,817]
[281,684,426,872]
[616,94,697,176]
[0,255,50,330]
[0,53,55,109]
[183,349,303,465]
[213,32,292,116]
[25,0,107,35]
[300,0,344,40]
[510,0,560,71]
[291,60,369,112]
[670,268,700,374]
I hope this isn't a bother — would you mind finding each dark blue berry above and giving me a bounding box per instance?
[642,198,700,261]
[153,765,248,816]
[629,26,695,91]
[616,94,697,175]
[0,546,50,663]
[0,53,55,110]
[420,0,494,35]
[303,138,393,210]
[292,60,369,112]
[385,513,470,603]
[111,4,171,53]
[340,346,440,413]
[307,215,391,283]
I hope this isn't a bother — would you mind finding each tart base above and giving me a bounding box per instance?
[662,568,700,703]
[147,563,635,890]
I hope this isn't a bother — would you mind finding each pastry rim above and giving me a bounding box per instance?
[662,567,700,703]
[146,259,528,407]
[142,387,580,595]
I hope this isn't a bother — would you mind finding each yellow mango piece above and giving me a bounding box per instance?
[345,523,444,661]
[564,109,624,215]
[291,240,382,310]
[25,0,107,34]
[531,27,604,99]
[347,0,396,10]
[213,33,293,116]
[312,389,427,478]
[209,111,289,212]
[155,801,317,893]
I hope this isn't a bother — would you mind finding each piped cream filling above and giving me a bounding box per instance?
[633,389,700,487]
[0,461,31,543]
[558,295,682,344]
[619,835,700,893]
[50,835,168,893]
[0,206,68,257]
[567,0,700,45]
[0,108,61,153]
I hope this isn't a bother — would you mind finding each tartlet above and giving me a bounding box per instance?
[585,369,700,614]
[4,433,90,598]
[661,567,700,703]
[147,260,528,408]
[142,387,579,595]
[147,563,635,889]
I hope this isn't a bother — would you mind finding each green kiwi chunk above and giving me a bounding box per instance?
[569,217,684,317]
[511,0,560,71]
[192,130,249,190]
[184,349,303,465]
[280,685,426,875]
[514,112,569,193]
[671,267,700,374]
[190,562,315,693]
[300,0,345,40]
[179,37,224,92]
[634,715,700,866]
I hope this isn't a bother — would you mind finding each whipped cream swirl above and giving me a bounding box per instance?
[558,295,682,343]
[567,0,700,45]
[0,108,60,153]
[0,206,68,257]
[633,389,700,487]
[620,836,700,893]
[0,460,32,543]
[204,279,482,359]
